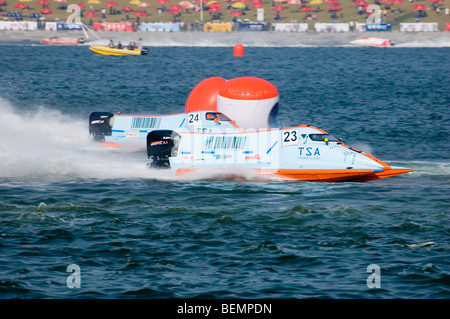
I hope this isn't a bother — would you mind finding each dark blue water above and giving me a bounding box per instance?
[0,43,449,300]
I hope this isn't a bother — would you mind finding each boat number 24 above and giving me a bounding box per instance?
[187,113,200,126]
[283,129,299,146]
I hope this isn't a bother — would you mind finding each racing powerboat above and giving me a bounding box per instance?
[41,37,85,45]
[89,76,412,182]
[350,37,395,47]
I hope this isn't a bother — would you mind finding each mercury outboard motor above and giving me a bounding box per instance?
[146,130,180,169]
[89,112,114,142]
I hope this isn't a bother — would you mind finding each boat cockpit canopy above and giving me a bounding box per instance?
[205,112,232,122]
[309,134,339,142]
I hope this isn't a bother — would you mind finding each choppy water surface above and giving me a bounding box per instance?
[0,43,449,299]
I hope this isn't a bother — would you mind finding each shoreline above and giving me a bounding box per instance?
[1,30,450,47]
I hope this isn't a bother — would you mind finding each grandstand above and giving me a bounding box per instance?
[0,0,448,30]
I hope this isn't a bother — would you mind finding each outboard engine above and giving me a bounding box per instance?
[89,112,114,142]
[146,130,180,169]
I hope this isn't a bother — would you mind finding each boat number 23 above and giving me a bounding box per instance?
[283,129,299,146]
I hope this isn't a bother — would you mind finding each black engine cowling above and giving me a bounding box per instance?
[146,130,180,169]
[89,112,114,142]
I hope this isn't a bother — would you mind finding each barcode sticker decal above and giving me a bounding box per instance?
[131,117,161,129]
[205,136,248,150]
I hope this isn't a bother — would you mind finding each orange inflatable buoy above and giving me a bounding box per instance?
[217,77,279,130]
[185,76,279,129]
[218,77,278,101]
[184,77,227,113]
[233,44,244,57]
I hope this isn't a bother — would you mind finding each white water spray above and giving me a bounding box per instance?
[0,98,175,180]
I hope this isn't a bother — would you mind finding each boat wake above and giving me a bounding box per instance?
[391,160,450,177]
[175,167,288,183]
[0,98,172,181]
[396,36,450,48]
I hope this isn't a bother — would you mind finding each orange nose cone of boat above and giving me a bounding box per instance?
[373,167,414,180]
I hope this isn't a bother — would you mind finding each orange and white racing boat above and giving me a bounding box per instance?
[89,76,412,182]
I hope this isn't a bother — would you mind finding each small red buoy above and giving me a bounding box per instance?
[233,44,244,57]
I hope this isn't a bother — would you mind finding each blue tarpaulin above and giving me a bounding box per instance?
[140,23,180,32]
[366,23,392,31]
[28,13,41,19]
[56,23,83,31]
[3,12,23,18]
[237,23,266,31]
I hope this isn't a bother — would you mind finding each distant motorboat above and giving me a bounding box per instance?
[350,37,395,47]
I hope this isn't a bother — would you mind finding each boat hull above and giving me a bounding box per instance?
[175,167,413,182]
[263,167,413,182]
[89,45,144,56]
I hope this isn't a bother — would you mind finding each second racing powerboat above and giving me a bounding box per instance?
[41,37,85,45]
[350,37,395,47]
[89,76,412,182]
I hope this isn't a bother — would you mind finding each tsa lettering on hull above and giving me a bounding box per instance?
[89,76,413,182]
